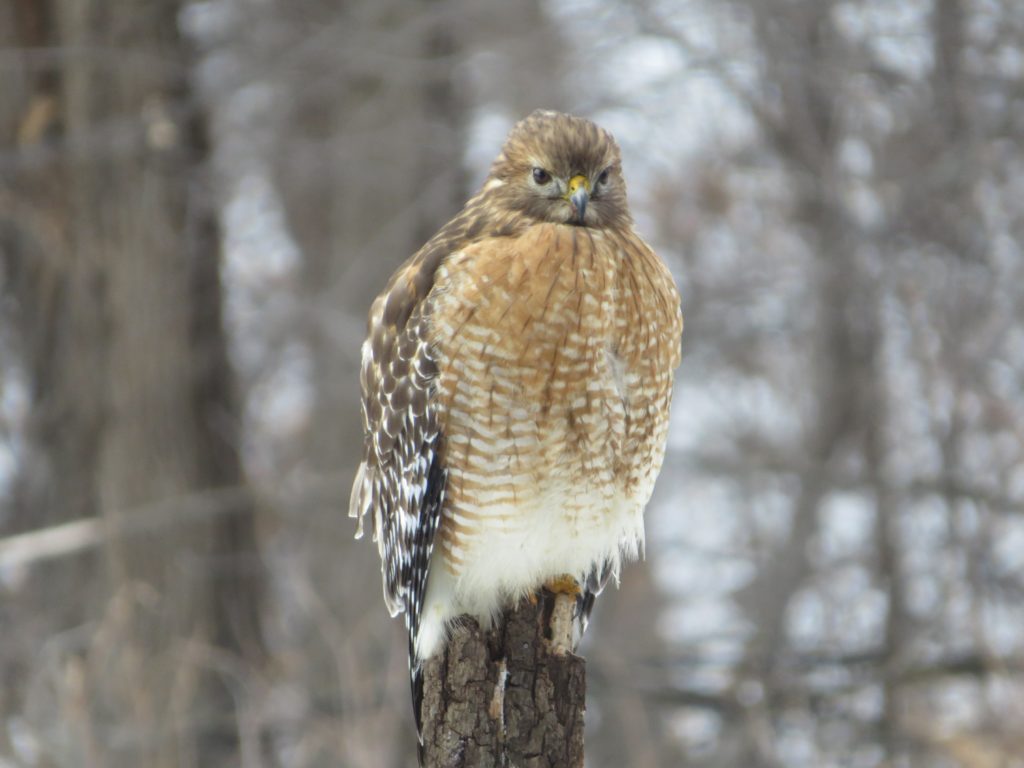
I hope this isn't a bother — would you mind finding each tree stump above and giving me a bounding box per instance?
[420,591,586,767]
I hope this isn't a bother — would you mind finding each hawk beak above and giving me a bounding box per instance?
[566,175,590,224]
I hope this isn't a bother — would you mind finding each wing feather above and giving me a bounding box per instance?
[349,274,443,619]
[348,192,511,615]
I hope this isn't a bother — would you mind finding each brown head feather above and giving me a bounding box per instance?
[485,110,631,230]
[370,111,630,337]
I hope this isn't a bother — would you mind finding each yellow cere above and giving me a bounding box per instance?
[566,175,590,197]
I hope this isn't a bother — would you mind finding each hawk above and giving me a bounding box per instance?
[349,110,682,733]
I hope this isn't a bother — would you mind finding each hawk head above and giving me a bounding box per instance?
[485,110,631,230]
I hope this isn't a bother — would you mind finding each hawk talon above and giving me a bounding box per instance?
[543,574,582,597]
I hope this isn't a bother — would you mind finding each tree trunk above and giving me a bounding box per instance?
[420,593,586,768]
[3,1,265,764]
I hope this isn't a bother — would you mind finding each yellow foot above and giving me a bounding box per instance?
[543,574,582,596]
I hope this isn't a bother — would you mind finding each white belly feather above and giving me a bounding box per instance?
[415,481,648,661]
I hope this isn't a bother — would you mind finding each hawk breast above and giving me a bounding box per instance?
[425,222,682,603]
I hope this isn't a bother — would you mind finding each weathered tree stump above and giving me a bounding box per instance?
[420,591,586,767]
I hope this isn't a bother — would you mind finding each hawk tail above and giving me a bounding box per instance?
[406,447,446,762]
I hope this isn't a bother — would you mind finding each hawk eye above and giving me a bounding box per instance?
[598,168,610,185]
[532,167,551,185]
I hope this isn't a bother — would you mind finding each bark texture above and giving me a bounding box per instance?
[420,594,586,768]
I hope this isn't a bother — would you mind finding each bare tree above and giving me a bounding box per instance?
[623,0,1024,764]
[2,1,264,765]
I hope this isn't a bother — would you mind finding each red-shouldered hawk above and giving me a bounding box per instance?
[349,110,682,734]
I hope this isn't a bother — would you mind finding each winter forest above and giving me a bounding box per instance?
[2,0,1024,766]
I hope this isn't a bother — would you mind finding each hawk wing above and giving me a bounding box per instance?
[349,245,448,624]
[348,202,503,736]
[348,193,507,615]
[348,248,447,740]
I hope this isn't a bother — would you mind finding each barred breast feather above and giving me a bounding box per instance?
[413,222,681,661]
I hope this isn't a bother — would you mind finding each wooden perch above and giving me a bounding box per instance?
[419,591,586,767]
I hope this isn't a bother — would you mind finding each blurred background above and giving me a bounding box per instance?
[2,0,1023,766]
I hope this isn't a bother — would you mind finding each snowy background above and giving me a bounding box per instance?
[2,0,1024,766]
